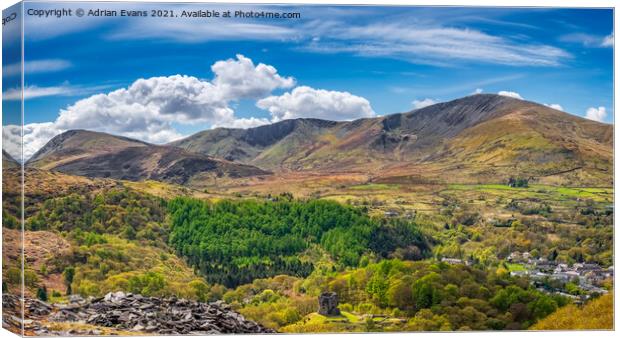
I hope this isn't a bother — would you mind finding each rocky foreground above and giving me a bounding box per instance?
[3,292,274,335]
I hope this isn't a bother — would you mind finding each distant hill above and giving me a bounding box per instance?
[27,130,269,185]
[171,94,612,185]
[2,150,19,169]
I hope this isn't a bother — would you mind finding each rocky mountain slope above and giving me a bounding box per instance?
[171,94,612,185]
[26,130,269,185]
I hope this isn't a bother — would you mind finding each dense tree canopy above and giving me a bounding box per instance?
[168,197,430,287]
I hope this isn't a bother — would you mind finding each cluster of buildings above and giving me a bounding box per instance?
[383,210,416,219]
[440,257,470,265]
[507,251,612,297]
[439,251,612,302]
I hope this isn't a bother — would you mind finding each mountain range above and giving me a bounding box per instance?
[24,94,613,186]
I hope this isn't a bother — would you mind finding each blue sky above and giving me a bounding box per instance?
[2,3,614,158]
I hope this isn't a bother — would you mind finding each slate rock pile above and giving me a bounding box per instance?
[52,291,274,334]
[2,293,49,334]
[2,293,23,331]
[3,292,274,335]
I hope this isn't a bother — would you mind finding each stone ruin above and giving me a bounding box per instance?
[318,292,340,316]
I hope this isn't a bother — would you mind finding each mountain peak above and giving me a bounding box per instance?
[28,129,149,165]
[168,93,611,185]
[26,129,269,184]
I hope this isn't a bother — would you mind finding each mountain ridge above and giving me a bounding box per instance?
[169,94,612,184]
[26,130,270,185]
[27,94,613,186]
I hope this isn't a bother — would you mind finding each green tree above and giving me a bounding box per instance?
[63,266,75,295]
[36,286,48,301]
[412,272,441,310]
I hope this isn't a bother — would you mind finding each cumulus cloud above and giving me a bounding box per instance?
[3,124,23,162]
[257,86,376,122]
[411,98,437,109]
[3,123,63,161]
[544,103,563,111]
[585,106,607,122]
[473,88,484,94]
[56,75,233,128]
[602,33,613,47]
[17,55,296,159]
[16,55,377,160]
[498,91,523,99]
[211,54,295,100]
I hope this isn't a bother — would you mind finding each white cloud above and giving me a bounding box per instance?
[602,33,613,47]
[26,59,72,74]
[411,98,437,109]
[47,75,235,147]
[544,103,564,111]
[24,4,300,42]
[3,59,72,77]
[257,86,376,122]
[3,122,63,161]
[498,91,523,99]
[3,83,123,101]
[18,55,296,159]
[561,33,614,48]
[473,88,484,94]
[3,124,23,162]
[23,123,61,160]
[60,75,233,125]
[110,20,297,43]
[211,54,295,100]
[305,23,570,66]
[21,4,569,67]
[585,106,607,122]
[3,85,70,100]
[213,117,271,129]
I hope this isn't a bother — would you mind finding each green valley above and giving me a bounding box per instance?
[2,94,613,333]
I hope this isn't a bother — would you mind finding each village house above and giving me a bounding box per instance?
[440,257,472,266]
[384,211,399,217]
[510,270,528,277]
[441,257,463,265]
